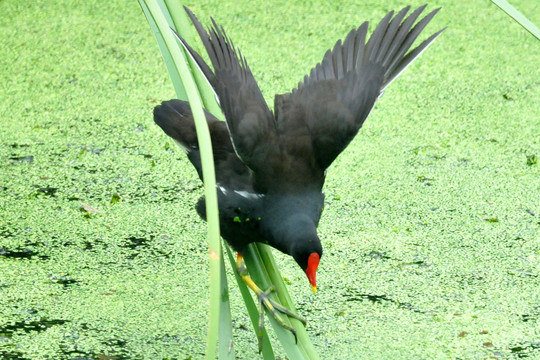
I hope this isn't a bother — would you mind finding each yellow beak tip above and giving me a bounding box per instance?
[311,285,317,294]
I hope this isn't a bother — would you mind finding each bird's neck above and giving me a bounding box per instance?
[261,191,323,255]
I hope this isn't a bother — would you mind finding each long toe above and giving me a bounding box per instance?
[257,288,304,342]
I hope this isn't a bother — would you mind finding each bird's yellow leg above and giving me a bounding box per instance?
[236,253,306,352]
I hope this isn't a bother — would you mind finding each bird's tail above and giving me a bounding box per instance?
[153,99,201,152]
[154,99,220,179]
[154,99,251,188]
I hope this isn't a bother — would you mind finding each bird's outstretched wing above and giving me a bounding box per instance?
[275,5,445,170]
[178,7,278,177]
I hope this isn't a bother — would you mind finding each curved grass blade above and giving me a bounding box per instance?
[138,1,223,358]
[139,0,187,100]
[162,0,223,117]
[218,251,235,359]
[225,245,276,360]
[490,0,540,40]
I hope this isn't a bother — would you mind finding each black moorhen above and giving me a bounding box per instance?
[154,5,444,348]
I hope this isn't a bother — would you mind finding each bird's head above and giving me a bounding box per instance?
[271,210,323,294]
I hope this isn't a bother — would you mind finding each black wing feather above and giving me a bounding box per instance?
[366,10,394,63]
[181,7,278,176]
[374,6,411,64]
[276,5,444,170]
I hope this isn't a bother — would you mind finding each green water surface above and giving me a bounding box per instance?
[1,0,539,359]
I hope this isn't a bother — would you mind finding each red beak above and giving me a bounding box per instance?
[305,252,320,294]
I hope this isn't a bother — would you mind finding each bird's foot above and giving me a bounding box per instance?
[236,253,306,352]
[255,285,307,350]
